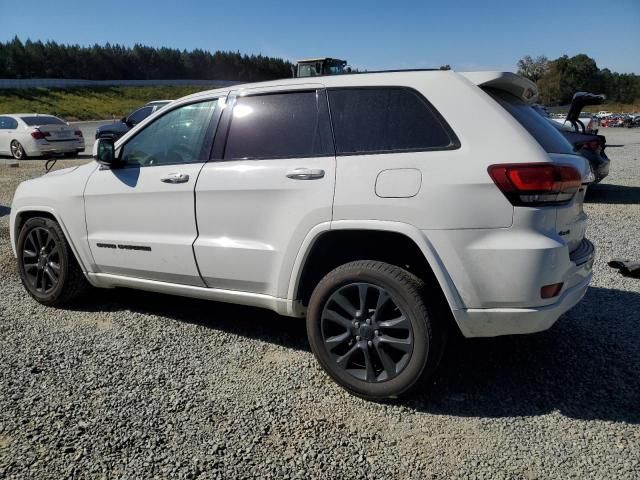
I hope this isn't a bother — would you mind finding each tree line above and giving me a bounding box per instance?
[0,37,292,82]
[517,54,639,106]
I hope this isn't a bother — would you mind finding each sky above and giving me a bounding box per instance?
[1,0,639,74]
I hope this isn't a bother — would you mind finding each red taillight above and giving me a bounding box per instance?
[488,163,582,206]
[541,282,563,299]
[74,130,83,137]
[30,129,50,140]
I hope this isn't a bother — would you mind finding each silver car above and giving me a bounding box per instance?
[0,114,85,159]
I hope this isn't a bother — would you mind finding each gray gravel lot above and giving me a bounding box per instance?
[1,129,639,479]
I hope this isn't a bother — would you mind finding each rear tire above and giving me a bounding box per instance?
[10,140,26,160]
[306,260,446,400]
[17,217,90,306]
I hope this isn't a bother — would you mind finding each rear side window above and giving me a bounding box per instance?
[20,116,65,126]
[0,116,18,129]
[486,89,575,155]
[328,87,457,155]
[224,90,333,160]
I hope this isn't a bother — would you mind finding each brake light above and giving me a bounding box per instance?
[74,130,83,137]
[488,163,582,206]
[30,129,50,140]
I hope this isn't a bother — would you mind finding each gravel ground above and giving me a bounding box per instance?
[1,130,639,479]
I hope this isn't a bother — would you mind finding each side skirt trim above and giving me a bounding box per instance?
[87,273,304,317]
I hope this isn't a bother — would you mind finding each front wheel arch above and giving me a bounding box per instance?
[14,209,88,276]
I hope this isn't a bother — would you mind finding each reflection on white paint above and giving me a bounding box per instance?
[222,163,266,173]
[233,104,253,119]
[217,97,227,110]
[206,236,274,251]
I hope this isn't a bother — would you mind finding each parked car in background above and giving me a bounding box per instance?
[535,93,610,183]
[595,110,612,119]
[0,114,84,159]
[550,113,597,133]
[95,100,172,140]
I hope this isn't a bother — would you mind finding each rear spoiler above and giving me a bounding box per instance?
[460,71,539,104]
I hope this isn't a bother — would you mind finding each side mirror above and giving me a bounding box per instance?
[120,116,127,123]
[93,138,116,167]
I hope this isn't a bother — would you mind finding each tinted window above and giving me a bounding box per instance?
[224,90,333,160]
[20,116,65,126]
[487,89,575,155]
[120,100,216,166]
[127,106,154,125]
[0,116,18,129]
[328,88,455,154]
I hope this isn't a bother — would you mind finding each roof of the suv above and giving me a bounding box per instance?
[178,70,538,104]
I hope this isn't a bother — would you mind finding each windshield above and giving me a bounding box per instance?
[20,116,66,126]
[297,64,317,77]
[486,88,575,155]
[326,62,345,75]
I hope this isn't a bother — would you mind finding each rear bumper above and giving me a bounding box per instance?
[24,138,84,156]
[453,268,592,337]
[451,238,594,337]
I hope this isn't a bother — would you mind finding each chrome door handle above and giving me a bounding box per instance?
[286,168,325,180]
[161,173,190,184]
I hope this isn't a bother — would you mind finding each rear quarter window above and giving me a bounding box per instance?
[328,87,458,155]
[486,88,575,155]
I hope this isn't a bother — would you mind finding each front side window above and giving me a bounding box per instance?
[224,90,333,160]
[127,106,154,125]
[120,100,216,166]
[328,87,457,155]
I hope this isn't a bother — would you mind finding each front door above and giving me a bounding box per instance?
[193,86,336,297]
[84,98,221,286]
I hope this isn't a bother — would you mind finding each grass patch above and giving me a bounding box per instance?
[0,85,219,121]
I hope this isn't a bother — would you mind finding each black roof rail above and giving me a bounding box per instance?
[296,68,442,79]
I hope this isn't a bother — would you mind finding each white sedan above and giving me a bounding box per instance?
[0,114,85,159]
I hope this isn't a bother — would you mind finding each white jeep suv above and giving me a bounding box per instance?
[10,70,594,399]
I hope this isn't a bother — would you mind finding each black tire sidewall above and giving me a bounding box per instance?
[307,263,432,399]
[17,218,70,304]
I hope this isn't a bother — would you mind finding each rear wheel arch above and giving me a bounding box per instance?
[293,224,462,329]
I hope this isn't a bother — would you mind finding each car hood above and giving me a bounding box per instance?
[45,166,80,177]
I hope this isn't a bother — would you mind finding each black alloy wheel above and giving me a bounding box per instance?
[17,217,90,306]
[21,226,61,295]
[307,261,445,400]
[320,282,413,382]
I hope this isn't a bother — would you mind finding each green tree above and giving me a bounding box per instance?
[517,55,549,82]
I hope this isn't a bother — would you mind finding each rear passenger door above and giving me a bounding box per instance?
[193,85,335,297]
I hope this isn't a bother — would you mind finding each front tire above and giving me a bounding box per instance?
[17,217,89,306]
[307,260,445,400]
